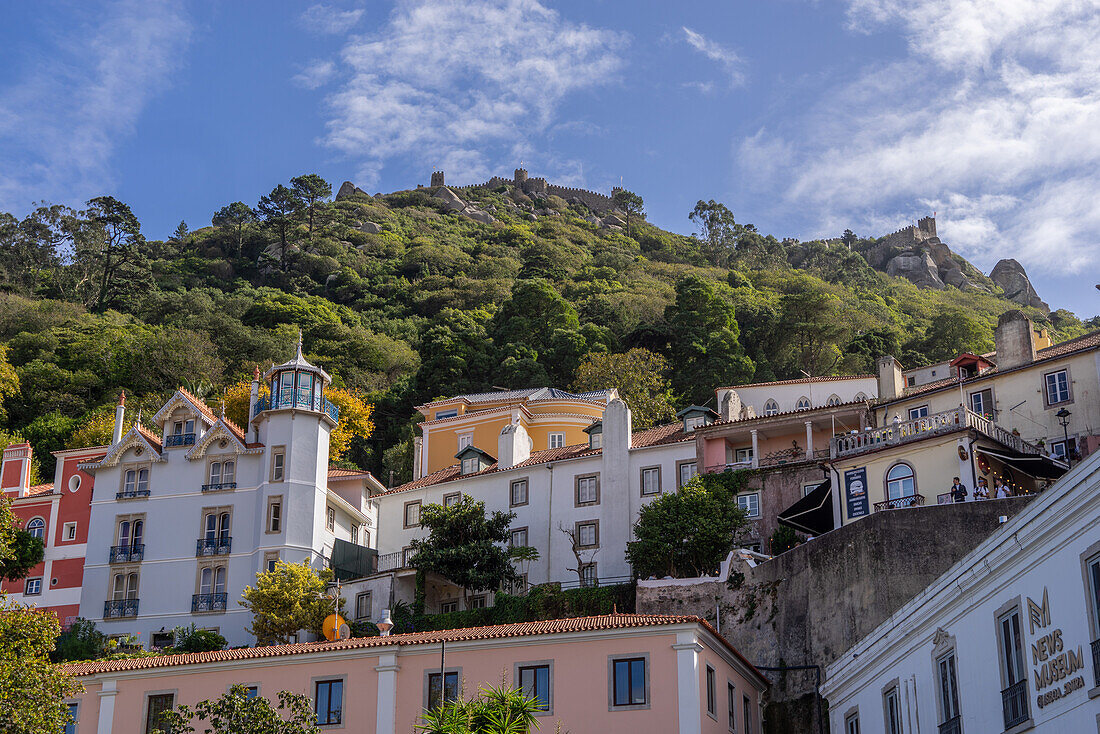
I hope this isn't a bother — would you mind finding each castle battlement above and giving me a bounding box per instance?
[427,168,617,214]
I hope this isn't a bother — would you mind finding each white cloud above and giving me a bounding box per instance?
[681,26,745,88]
[743,0,1100,276]
[317,0,628,188]
[300,4,364,35]
[0,0,190,212]
[293,60,338,89]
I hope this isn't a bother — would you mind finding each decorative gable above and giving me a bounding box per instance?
[152,389,217,429]
[186,420,260,460]
[95,425,165,468]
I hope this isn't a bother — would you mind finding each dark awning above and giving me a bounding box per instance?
[331,538,378,582]
[777,478,833,536]
[975,447,1068,480]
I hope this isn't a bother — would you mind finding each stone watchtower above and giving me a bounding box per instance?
[430,170,445,187]
[917,216,937,238]
[514,168,528,186]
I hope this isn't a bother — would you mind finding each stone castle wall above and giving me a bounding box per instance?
[442,168,617,214]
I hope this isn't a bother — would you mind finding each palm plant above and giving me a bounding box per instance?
[418,684,542,734]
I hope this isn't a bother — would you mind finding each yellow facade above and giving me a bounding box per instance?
[416,391,610,476]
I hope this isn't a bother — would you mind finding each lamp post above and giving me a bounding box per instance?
[1055,407,1072,468]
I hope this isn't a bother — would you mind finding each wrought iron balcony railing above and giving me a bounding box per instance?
[253,394,341,423]
[1001,679,1029,729]
[938,715,961,734]
[116,488,150,500]
[874,494,925,512]
[103,598,139,619]
[164,433,196,447]
[201,482,237,492]
[1092,638,1100,687]
[108,544,144,563]
[196,537,232,556]
[192,593,228,613]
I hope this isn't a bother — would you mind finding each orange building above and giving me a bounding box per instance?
[413,388,615,478]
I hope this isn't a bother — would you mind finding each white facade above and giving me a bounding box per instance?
[79,351,383,646]
[374,400,697,606]
[716,375,877,419]
[821,450,1100,734]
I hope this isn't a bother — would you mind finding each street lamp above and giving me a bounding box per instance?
[1055,407,1072,468]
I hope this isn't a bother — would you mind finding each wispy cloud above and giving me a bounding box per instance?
[293,60,338,89]
[300,4,364,35]
[316,0,628,188]
[681,26,745,89]
[0,0,190,212]
[740,0,1100,276]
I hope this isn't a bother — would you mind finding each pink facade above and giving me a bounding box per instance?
[65,615,767,734]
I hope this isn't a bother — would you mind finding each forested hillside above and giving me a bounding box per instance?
[0,175,1094,484]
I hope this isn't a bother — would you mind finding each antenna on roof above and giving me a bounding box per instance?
[492,386,510,391]
[800,370,811,378]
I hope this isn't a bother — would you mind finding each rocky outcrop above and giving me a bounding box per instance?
[861,216,992,294]
[886,251,944,289]
[336,181,369,200]
[357,221,382,234]
[990,258,1050,313]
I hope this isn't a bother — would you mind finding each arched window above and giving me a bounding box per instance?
[796,397,811,410]
[118,520,131,546]
[124,470,136,493]
[25,517,45,540]
[205,513,218,541]
[200,567,213,595]
[764,399,779,416]
[218,513,231,542]
[214,566,226,595]
[886,463,916,499]
[855,392,867,402]
[136,469,149,493]
[827,394,841,406]
[132,520,143,547]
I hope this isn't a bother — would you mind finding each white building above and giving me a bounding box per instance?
[363,399,699,615]
[78,345,384,646]
[820,450,1100,734]
[716,374,877,419]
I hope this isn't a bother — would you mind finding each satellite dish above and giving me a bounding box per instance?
[323,613,346,642]
[338,623,351,640]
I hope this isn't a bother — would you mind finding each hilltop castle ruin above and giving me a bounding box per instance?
[428,168,622,215]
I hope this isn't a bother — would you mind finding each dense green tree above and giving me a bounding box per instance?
[154,685,319,734]
[611,188,644,238]
[919,306,994,363]
[172,221,190,242]
[240,561,343,645]
[74,196,150,311]
[571,348,675,428]
[0,527,44,581]
[257,185,301,271]
[290,174,332,240]
[212,202,258,257]
[50,617,107,662]
[170,624,227,653]
[689,199,740,267]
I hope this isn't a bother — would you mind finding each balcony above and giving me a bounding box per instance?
[103,598,139,619]
[706,448,831,474]
[253,394,341,423]
[1092,638,1100,687]
[376,551,409,572]
[201,482,237,492]
[874,494,925,512]
[108,544,144,563]
[116,488,150,500]
[164,433,196,448]
[191,593,228,613]
[938,716,961,734]
[1001,679,1029,729]
[831,407,1045,459]
[196,537,232,556]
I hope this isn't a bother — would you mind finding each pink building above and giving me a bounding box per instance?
[64,614,768,734]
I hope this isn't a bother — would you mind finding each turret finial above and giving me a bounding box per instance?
[119,390,126,406]
[253,366,260,381]
[296,330,304,359]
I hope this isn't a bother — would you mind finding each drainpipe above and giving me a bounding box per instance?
[967,436,979,495]
[754,664,824,734]
[545,463,554,585]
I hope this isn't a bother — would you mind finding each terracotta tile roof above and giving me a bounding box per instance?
[25,483,54,496]
[704,398,868,430]
[176,386,217,423]
[134,424,162,452]
[328,467,374,480]
[718,374,874,390]
[631,422,692,448]
[61,614,766,685]
[418,387,613,411]
[221,417,247,442]
[1034,329,1100,359]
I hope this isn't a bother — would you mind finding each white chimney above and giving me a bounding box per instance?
[412,436,423,480]
[497,422,532,470]
[112,391,126,444]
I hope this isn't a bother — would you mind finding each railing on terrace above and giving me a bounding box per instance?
[1001,679,1029,729]
[108,544,144,563]
[938,716,961,734]
[831,407,1044,459]
[164,433,196,447]
[1092,639,1100,687]
[252,395,340,423]
[557,575,633,591]
[196,537,232,556]
[874,494,925,512]
[192,593,228,613]
[706,448,830,474]
[103,599,139,619]
[116,488,150,500]
[201,482,237,492]
[376,551,407,572]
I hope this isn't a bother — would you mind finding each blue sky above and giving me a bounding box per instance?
[1,0,1098,317]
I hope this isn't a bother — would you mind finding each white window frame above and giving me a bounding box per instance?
[908,405,929,420]
[763,399,779,416]
[1043,368,1071,406]
[736,492,760,518]
[548,432,565,449]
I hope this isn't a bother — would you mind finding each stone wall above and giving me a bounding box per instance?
[737,466,827,551]
[637,497,1035,733]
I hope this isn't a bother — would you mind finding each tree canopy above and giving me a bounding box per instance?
[240,561,343,645]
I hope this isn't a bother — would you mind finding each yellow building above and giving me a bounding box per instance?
[412,388,615,478]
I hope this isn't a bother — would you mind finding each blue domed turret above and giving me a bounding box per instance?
[255,335,338,423]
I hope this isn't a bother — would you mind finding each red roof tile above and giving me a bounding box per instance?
[718,374,874,390]
[328,467,374,480]
[176,386,218,423]
[61,614,767,685]
[134,424,162,452]
[25,483,54,496]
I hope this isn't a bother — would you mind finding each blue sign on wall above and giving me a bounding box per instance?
[844,467,869,519]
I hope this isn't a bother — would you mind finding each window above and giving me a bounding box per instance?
[548,432,565,449]
[970,388,993,418]
[641,467,661,496]
[577,521,598,548]
[326,506,335,532]
[404,501,421,528]
[264,551,279,572]
[203,511,231,543]
[1086,554,1100,640]
[736,493,760,518]
[435,409,458,419]
[314,679,343,726]
[25,517,45,540]
[728,683,737,731]
[685,415,705,431]
[245,686,259,699]
[576,474,599,505]
[743,695,754,734]
[1050,439,1071,460]
[827,394,842,406]
[763,399,779,416]
[440,600,458,613]
[64,703,78,734]
[112,571,139,600]
[1044,368,1071,406]
[510,479,529,506]
[706,666,716,718]
[350,524,359,544]
[589,432,602,449]
[461,457,478,474]
[510,528,528,548]
[145,693,175,734]
[362,529,370,548]
[469,594,487,609]
[443,491,462,508]
[427,671,460,709]
[355,591,371,620]
[998,608,1029,727]
[611,657,647,707]
[855,392,867,402]
[137,468,149,493]
[937,652,960,725]
[518,664,551,712]
[271,449,285,482]
[63,522,77,540]
[266,496,282,533]
[908,405,929,420]
[883,686,900,734]
[581,563,597,587]
[24,577,42,595]
[844,712,860,734]
[796,396,811,410]
[457,432,472,450]
[886,463,916,500]
[678,461,698,488]
[907,376,916,387]
[734,447,753,464]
